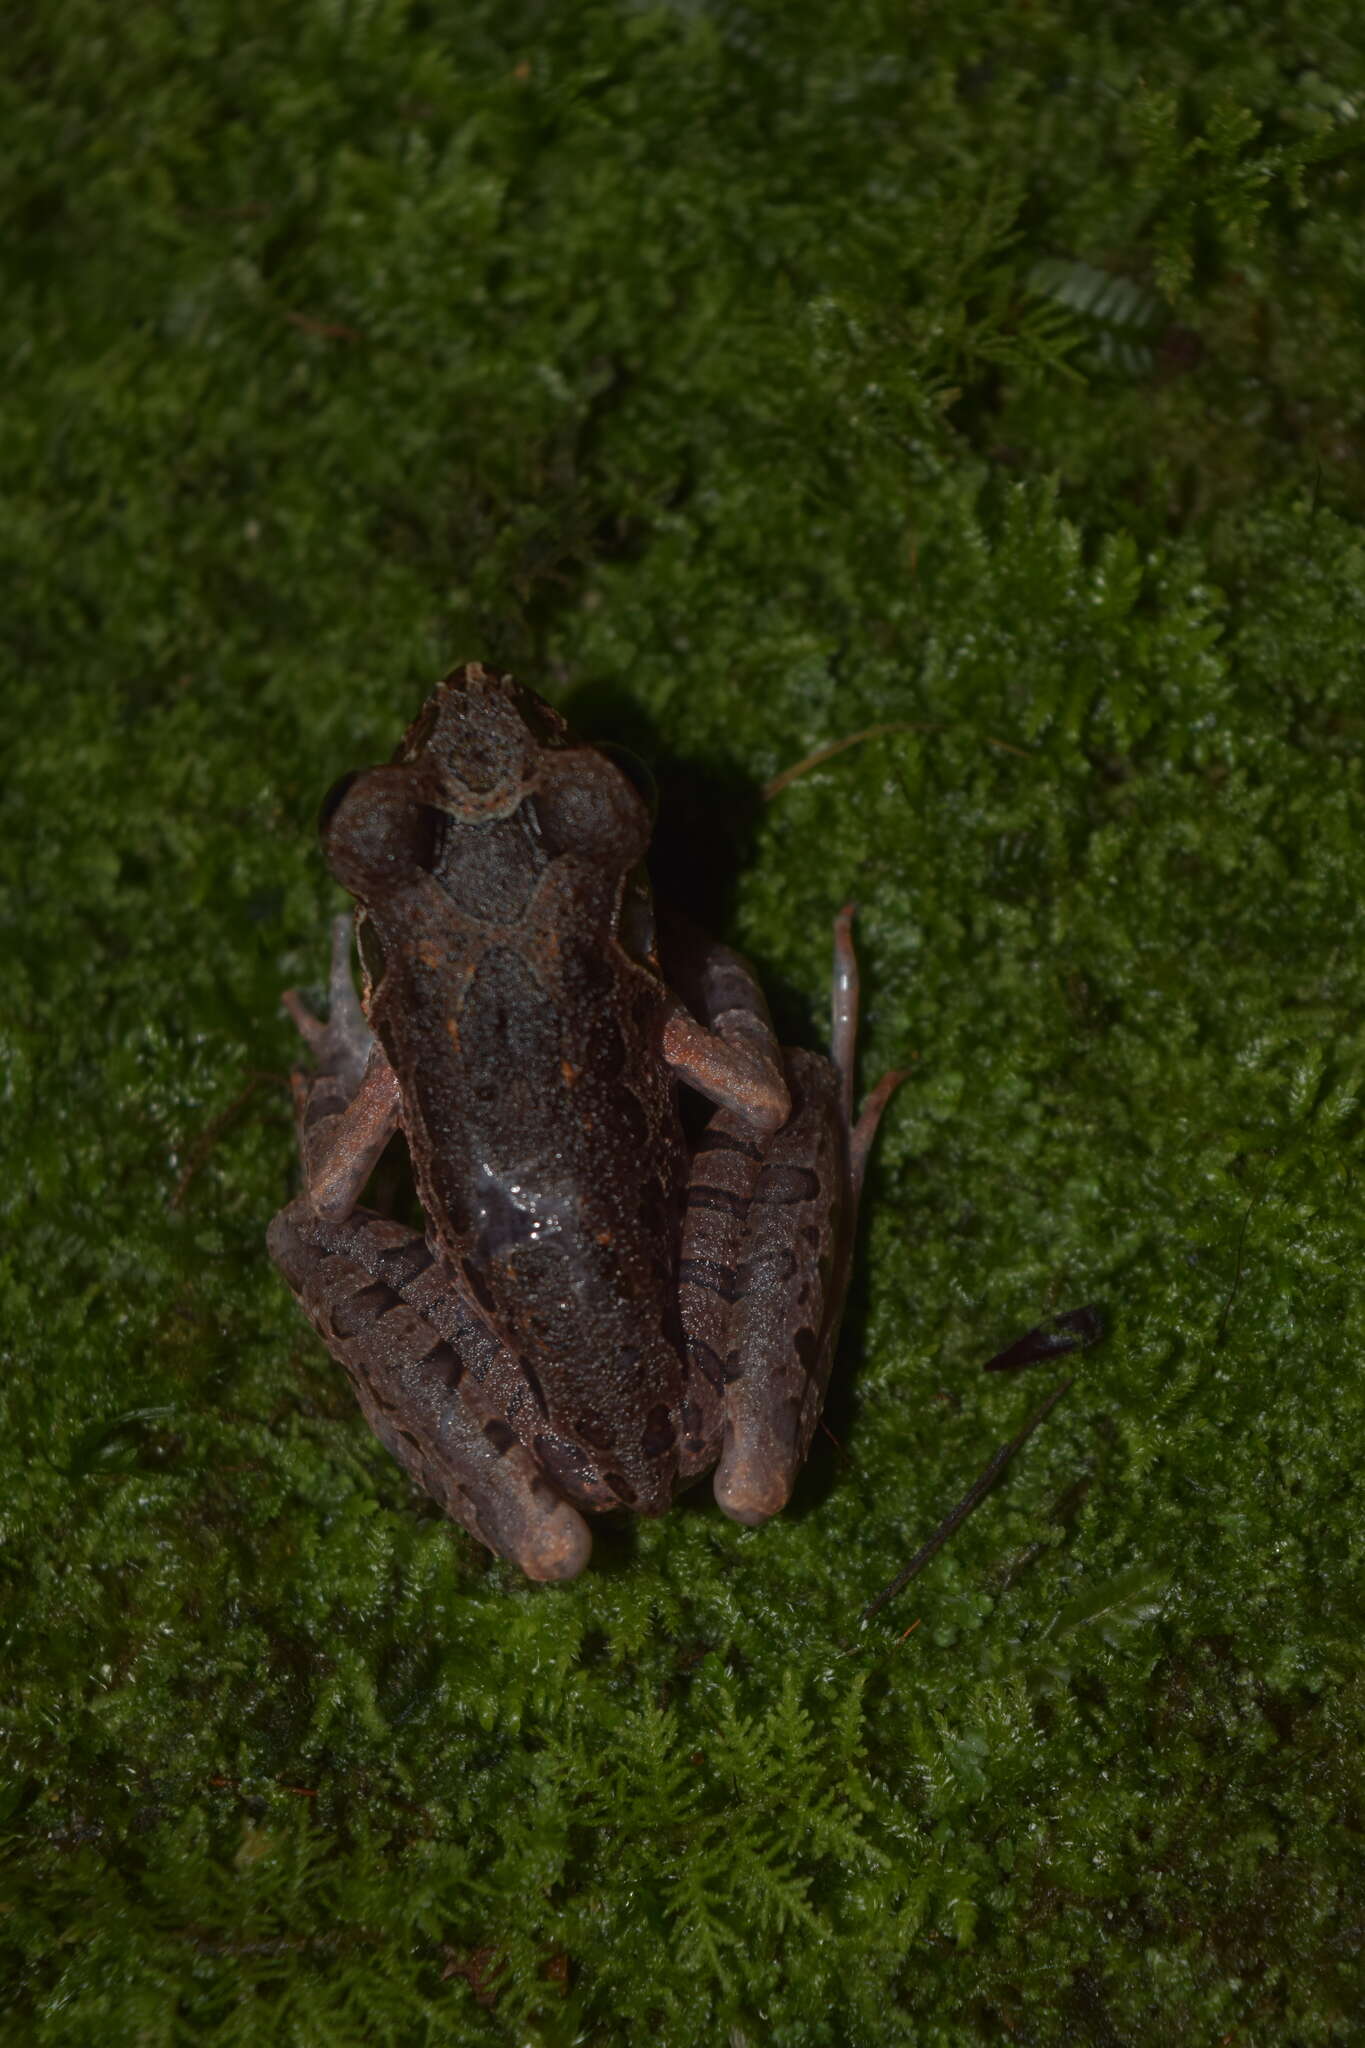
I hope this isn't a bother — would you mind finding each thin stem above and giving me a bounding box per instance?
[859,1377,1075,1626]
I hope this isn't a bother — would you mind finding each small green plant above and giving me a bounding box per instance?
[1026,257,1167,377]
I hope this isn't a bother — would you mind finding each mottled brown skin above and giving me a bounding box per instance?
[268,665,902,1579]
[322,673,703,1515]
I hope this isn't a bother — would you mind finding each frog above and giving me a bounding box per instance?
[267,663,904,1580]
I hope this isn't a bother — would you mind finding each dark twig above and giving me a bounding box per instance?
[859,1377,1075,1626]
[169,1072,276,1209]
[762,722,945,799]
[762,720,1030,801]
[982,1303,1104,1373]
[1215,1196,1260,1347]
[284,309,364,343]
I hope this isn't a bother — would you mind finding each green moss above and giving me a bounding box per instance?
[3,4,1363,2041]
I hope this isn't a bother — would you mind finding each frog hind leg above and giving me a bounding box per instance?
[268,1202,592,1580]
[269,917,591,1581]
[710,1047,847,1524]
[661,917,784,1478]
[697,908,906,1525]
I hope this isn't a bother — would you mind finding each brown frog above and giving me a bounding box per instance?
[268,665,903,1580]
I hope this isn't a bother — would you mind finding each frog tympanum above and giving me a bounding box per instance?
[268,665,903,1580]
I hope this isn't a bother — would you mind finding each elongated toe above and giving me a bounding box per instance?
[713,1450,791,1528]
[516,1502,594,1582]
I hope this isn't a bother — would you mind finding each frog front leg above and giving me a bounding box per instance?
[665,910,905,1524]
[268,919,593,1582]
[281,914,404,1223]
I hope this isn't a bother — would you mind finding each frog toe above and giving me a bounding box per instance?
[712,1450,792,1528]
[513,1495,593,1582]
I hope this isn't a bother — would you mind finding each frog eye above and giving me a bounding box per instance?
[596,742,658,820]
[320,765,443,896]
[531,755,651,867]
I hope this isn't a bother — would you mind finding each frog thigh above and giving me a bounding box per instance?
[666,923,784,1473]
[268,1203,592,1581]
[709,1049,849,1525]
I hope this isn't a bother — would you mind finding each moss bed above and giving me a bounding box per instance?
[4,5,1364,2041]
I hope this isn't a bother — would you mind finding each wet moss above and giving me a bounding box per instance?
[3,4,1363,2041]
